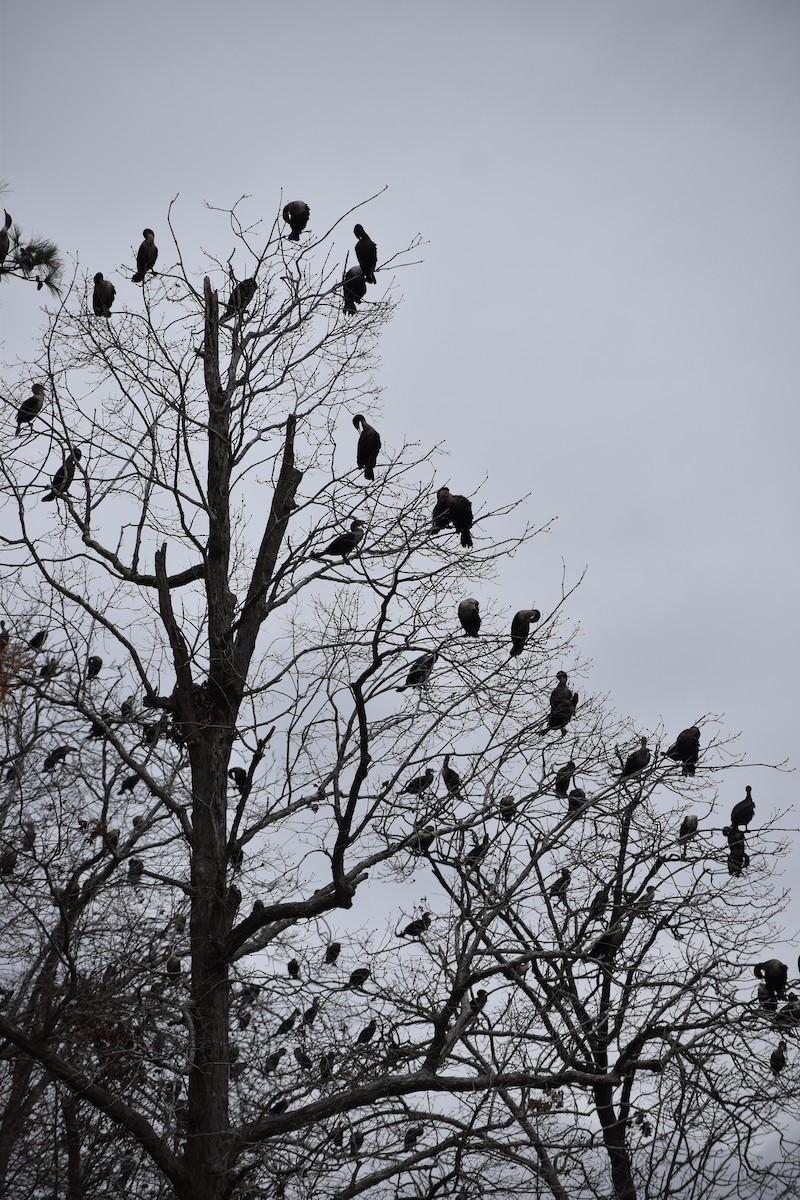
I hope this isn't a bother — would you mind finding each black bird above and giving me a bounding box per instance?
[431,486,474,548]
[28,629,48,651]
[311,518,366,561]
[464,832,489,870]
[547,672,579,736]
[15,383,45,436]
[568,787,586,813]
[404,1124,423,1150]
[352,414,381,480]
[119,775,139,795]
[319,1052,335,1081]
[775,995,800,1030]
[228,767,250,797]
[399,912,431,939]
[678,814,699,855]
[723,824,748,878]
[220,276,257,323]
[757,983,778,1014]
[620,737,650,779]
[324,941,342,966]
[92,272,115,317]
[128,858,144,882]
[42,448,82,502]
[664,726,701,776]
[400,767,434,796]
[754,959,788,999]
[302,999,319,1027]
[730,786,755,830]
[166,955,181,979]
[269,1097,289,1114]
[264,1049,286,1075]
[0,210,11,269]
[39,659,59,680]
[554,760,575,798]
[294,1047,313,1071]
[356,1019,377,1045]
[441,755,462,799]
[353,224,377,284]
[409,824,436,854]
[283,201,310,241]
[397,651,438,692]
[590,924,626,960]
[131,229,158,283]
[548,867,571,905]
[509,608,541,657]
[588,886,609,922]
[86,655,103,678]
[770,1040,787,1076]
[457,597,481,636]
[287,958,300,980]
[342,265,367,315]
[43,745,74,770]
[346,967,370,990]
[0,847,17,874]
[499,794,517,823]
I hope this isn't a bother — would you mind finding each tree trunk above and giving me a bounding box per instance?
[593,1083,637,1200]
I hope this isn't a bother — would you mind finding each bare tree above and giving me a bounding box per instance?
[0,195,797,1200]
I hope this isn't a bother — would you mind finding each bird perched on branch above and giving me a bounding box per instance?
[283,201,310,241]
[86,655,103,678]
[311,519,366,561]
[548,867,571,905]
[287,959,300,980]
[0,210,11,269]
[228,767,250,797]
[754,959,788,999]
[92,272,115,318]
[15,383,45,436]
[397,651,438,692]
[770,1040,787,1076]
[457,597,481,636]
[409,824,436,854]
[324,941,341,966]
[352,414,381,481]
[554,760,575,798]
[730,786,755,830]
[275,1009,299,1038]
[342,265,366,315]
[131,229,158,283]
[42,448,82,502]
[27,629,48,651]
[400,767,434,796]
[546,672,578,736]
[353,224,377,284]
[43,745,74,770]
[398,912,431,939]
[356,1019,377,1045]
[441,755,462,799]
[464,832,489,870]
[346,967,370,990]
[220,276,257,323]
[664,726,700,776]
[590,923,626,960]
[725,827,749,877]
[431,486,474,548]
[677,814,698,855]
[567,787,586,813]
[499,794,517,823]
[509,608,541,657]
[620,737,650,779]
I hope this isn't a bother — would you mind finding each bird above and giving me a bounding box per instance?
[27,629,49,652]
[283,201,310,241]
[397,651,438,692]
[353,225,377,284]
[268,1096,289,1114]
[39,659,59,680]
[294,1047,313,1071]
[723,824,748,878]
[287,959,300,980]
[0,847,17,874]
[548,867,571,904]
[499,795,517,823]
[431,486,474,548]
[678,814,699,855]
[441,755,462,799]
[554,760,575,798]
[352,414,381,481]
[228,767,250,797]
[0,210,11,269]
[588,886,609,922]
[342,265,367,315]
[264,1049,286,1075]
[509,608,541,657]
[15,383,45,436]
[400,767,434,796]
[356,1019,377,1045]
[165,955,181,979]
[324,941,342,966]
[128,858,144,882]
[311,519,366,561]
[457,597,481,636]
[43,745,74,770]
[131,229,158,283]
[546,672,579,736]
[590,924,626,960]
[770,1040,787,1076]
[92,272,115,318]
[319,1052,335,1081]
[730,786,755,830]
[664,726,701,776]
[399,912,431,939]
[567,787,586,813]
[774,995,800,1030]
[302,999,319,1027]
[220,276,257,323]
[86,655,103,678]
[620,737,650,779]
[346,967,371,990]
[757,983,778,1014]
[410,825,436,854]
[42,448,82,502]
[754,960,788,999]
[464,832,490,870]
[404,1124,423,1150]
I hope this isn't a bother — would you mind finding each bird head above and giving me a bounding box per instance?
[354,224,367,238]
[143,228,155,239]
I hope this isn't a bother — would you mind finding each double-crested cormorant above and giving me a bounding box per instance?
[343,265,367,314]
[303,999,319,1027]
[568,787,586,813]
[324,941,342,966]
[283,201,310,241]
[590,923,626,960]
[294,1047,313,1070]
[264,1048,286,1074]
[554,760,575,798]
[312,518,366,561]
[92,272,115,318]
[352,414,381,480]
[228,767,250,796]
[441,755,462,798]
[0,846,17,874]
[757,983,778,1013]
[404,1124,423,1150]
[588,886,609,922]
[410,824,436,853]
[320,1051,335,1080]
[730,786,755,830]
[770,1040,787,1076]
[430,486,474,548]
[346,966,371,990]
[457,597,481,636]
[86,655,103,678]
[16,383,45,436]
[397,651,438,692]
[548,867,571,904]
[0,210,11,269]
[119,775,138,796]
[509,608,541,657]
[128,857,144,882]
[354,224,377,284]
[43,745,74,770]
[28,629,48,651]
[39,659,59,680]
[547,672,578,737]
[399,912,431,939]
[678,814,699,855]
[220,276,257,324]
[499,794,516,823]
[664,726,701,776]
[754,959,788,999]
[775,995,800,1030]
[42,447,82,502]
[620,737,650,779]
[287,958,300,980]
[166,955,181,979]
[356,1018,378,1045]
[723,824,748,876]
[131,229,158,283]
[400,767,434,796]
[464,832,489,870]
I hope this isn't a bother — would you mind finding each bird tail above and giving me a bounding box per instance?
[682,764,696,777]
[287,231,300,242]
[42,491,55,503]
[343,299,357,315]
[460,531,473,549]
[509,644,522,658]
[131,271,144,283]
[364,466,374,481]
[366,271,376,285]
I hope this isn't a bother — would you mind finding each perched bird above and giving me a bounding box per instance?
[400,767,434,796]
[86,655,103,678]
[775,995,800,1030]
[754,960,788,999]
[264,1049,286,1075]
[319,1052,335,1081]
[166,955,181,979]
[28,629,48,651]
[128,858,144,882]
[349,1131,365,1157]
[92,272,115,318]
[397,651,438,692]
[770,1040,787,1076]
[39,659,59,680]
[730,786,755,830]
[42,447,82,502]
[302,999,319,1027]
[268,1097,289,1114]
[410,824,436,854]
[311,519,366,561]
[554,760,575,798]
[353,224,377,284]
[590,924,626,960]
[287,959,301,980]
[131,229,158,283]
[228,767,250,797]
[678,814,699,855]
[664,726,701,776]
[120,775,139,796]
[294,1047,313,1071]
[723,825,748,876]
[346,967,371,990]
[509,608,541,657]
[588,886,609,922]
[404,1124,423,1150]
[0,210,11,269]
[356,1019,377,1045]
[220,276,257,323]
[548,867,571,905]
[441,755,462,799]
[547,672,579,736]
[43,745,74,770]
[620,737,650,779]
[352,414,381,480]
[431,486,474,548]
[283,201,310,241]
[464,832,489,870]
[324,941,342,966]
[0,846,17,874]
[399,912,431,939]
[757,983,778,1014]
[342,265,367,315]
[567,787,586,813]
[15,383,45,436]
[457,597,481,636]
[499,794,517,823]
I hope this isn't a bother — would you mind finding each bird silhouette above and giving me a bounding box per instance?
[400,767,434,796]
[548,867,571,904]
[730,786,755,830]
[342,265,367,315]
[283,201,310,241]
[27,629,49,651]
[346,967,370,990]
[16,383,45,436]
[356,1019,377,1045]
[287,958,300,980]
[397,651,438,692]
[324,941,342,966]
[678,814,698,855]
[352,414,381,480]
[620,737,650,779]
[86,655,103,678]
[754,960,788,999]
[431,486,474,548]
[0,210,11,269]
[42,448,82,502]
[354,224,377,284]
[770,1040,787,1076]
[441,755,462,799]
[220,276,257,323]
[664,726,700,775]
[311,519,366,561]
[457,597,481,636]
[228,767,250,797]
[131,229,158,283]
[546,672,578,736]
[554,760,575,798]
[92,272,115,318]
[409,824,436,854]
[509,608,541,657]
[399,912,431,939]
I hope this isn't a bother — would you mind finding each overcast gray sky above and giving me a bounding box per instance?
[2,0,798,958]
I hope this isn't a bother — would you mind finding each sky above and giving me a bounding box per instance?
[1,0,798,973]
